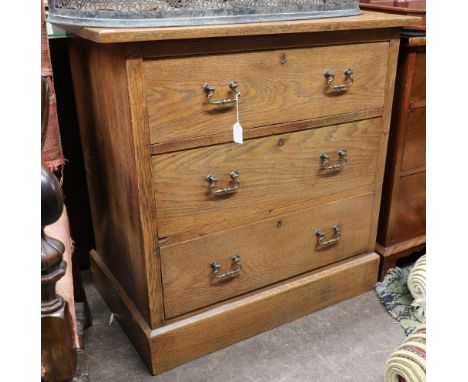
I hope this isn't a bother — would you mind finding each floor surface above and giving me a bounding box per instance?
[83,272,404,382]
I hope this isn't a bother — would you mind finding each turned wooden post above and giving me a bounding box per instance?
[41,162,77,381]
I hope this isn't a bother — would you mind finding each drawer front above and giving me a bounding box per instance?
[410,51,426,103]
[390,172,426,244]
[401,107,426,172]
[152,118,381,238]
[161,192,374,318]
[144,42,389,144]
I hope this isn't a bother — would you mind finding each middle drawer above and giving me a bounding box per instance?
[161,192,374,318]
[152,118,381,238]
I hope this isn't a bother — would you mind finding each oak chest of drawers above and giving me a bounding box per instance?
[67,11,419,374]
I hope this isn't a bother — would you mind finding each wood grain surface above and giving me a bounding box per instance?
[377,39,425,248]
[66,13,411,374]
[158,185,375,247]
[125,49,166,326]
[62,11,420,43]
[161,192,374,318]
[365,34,400,250]
[68,39,159,326]
[140,29,395,59]
[410,50,426,102]
[152,118,381,238]
[360,1,425,31]
[144,42,388,144]
[391,172,426,243]
[408,36,426,47]
[149,109,383,155]
[150,253,379,373]
[90,250,154,368]
[376,235,426,257]
[91,247,379,374]
[401,107,426,172]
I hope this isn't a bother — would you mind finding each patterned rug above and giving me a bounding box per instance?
[375,267,425,336]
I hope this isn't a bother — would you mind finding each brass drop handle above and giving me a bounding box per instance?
[210,255,241,280]
[316,225,341,248]
[320,148,347,171]
[324,68,354,92]
[206,170,240,196]
[202,80,240,106]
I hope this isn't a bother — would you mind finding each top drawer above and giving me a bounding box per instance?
[143,42,389,144]
[409,51,426,103]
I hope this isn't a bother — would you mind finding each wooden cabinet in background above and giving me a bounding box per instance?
[361,1,426,279]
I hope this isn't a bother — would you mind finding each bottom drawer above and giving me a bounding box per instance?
[161,192,374,318]
[152,253,379,372]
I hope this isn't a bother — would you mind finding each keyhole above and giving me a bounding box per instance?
[278,138,285,146]
[277,220,283,229]
[280,54,286,65]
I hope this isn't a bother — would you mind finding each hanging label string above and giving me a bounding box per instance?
[236,93,240,124]
[233,92,243,144]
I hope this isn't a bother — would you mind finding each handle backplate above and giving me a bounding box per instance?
[206,170,240,196]
[316,224,341,248]
[324,68,354,92]
[320,148,347,171]
[203,80,240,106]
[210,255,241,280]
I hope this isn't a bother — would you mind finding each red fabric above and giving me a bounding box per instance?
[41,6,64,171]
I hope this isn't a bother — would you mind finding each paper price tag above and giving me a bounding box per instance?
[233,122,243,144]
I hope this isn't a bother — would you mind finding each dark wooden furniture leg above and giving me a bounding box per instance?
[41,162,77,381]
